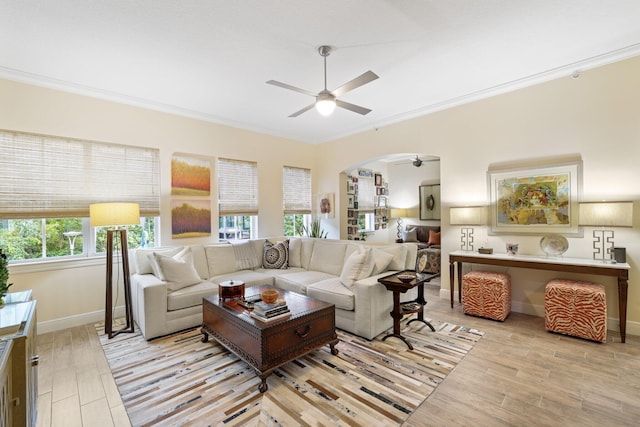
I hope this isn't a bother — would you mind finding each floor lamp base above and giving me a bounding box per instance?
[105,229,134,339]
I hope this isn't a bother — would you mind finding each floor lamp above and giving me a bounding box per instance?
[90,202,140,338]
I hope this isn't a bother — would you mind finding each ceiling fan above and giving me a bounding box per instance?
[266,45,379,117]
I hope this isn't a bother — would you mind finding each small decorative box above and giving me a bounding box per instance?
[478,247,493,254]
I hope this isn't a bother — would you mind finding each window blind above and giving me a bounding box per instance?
[218,158,258,215]
[283,166,311,214]
[0,129,160,219]
[358,176,375,211]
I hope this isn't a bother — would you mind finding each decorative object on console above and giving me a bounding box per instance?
[450,206,487,251]
[506,243,519,255]
[478,247,493,254]
[578,201,633,262]
[540,234,569,257]
[390,208,408,239]
[260,288,279,304]
[90,202,140,339]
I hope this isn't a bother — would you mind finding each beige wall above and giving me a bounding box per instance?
[2,55,639,336]
[315,56,640,336]
[1,78,319,331]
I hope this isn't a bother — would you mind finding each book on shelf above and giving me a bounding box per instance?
[249,310,292,323]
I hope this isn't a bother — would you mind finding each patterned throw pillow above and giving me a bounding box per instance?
[263,239,289,269]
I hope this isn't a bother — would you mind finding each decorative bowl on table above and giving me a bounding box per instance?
[397,274,415,283]
[261,289,280,304]
[540,234,569,257]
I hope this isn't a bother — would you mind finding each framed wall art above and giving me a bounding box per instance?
[487,161,582,235]
[419,184,441,220]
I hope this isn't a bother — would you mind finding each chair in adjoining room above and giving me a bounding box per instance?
[545,279,607,342]
[462,271,511,321]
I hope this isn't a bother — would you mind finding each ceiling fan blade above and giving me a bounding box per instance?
[336,99,372,115]
[332,71,379,97]
[266,80,316,97]
[288,103,316,118]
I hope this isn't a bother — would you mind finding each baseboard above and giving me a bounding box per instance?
[437,289,640,337]
[37,306,127,335]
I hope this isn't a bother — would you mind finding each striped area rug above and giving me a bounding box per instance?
[97,319,483,426]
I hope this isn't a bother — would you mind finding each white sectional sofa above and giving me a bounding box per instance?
[130,237,418,340]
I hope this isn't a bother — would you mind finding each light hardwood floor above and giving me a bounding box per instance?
[36,285,640,427]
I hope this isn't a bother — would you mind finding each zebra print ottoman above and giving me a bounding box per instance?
[462,271,511,321]
[545,279,607,342]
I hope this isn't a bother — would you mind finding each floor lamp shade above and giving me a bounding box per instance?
[90,202,140,227]
[90,202,140,339]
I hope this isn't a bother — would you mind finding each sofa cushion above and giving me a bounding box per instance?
[135,246,184,275]
[428,229,441,246]
[308,278,355,311]
[209,270,275,288]
[370,248,395,275]
[263,239,289,269]
[288,238,302,267]
[376,245,407,271]
[232,240,261,270]
[309,240,347,276]
[153,247,202,291]
[205,244,238,277]
[340,247,374,288]
[402,228,418,242]
[167,280,217,311]
[274,270,335,295]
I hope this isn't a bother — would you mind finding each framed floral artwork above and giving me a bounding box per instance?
[488,161,582,235]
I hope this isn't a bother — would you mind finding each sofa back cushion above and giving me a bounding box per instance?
[308,240,347,276]
[205,244,237,277]
[134,246,184,275]
[406,225,441,243]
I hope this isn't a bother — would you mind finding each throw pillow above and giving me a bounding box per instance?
[263,239,289,269]
[428,230,441,246]
[371,248,395,275]
[232,240,259,270]
[402,228,418,242]
[340,247,374,288]
[376,245,408,271]
[137,246,184,275]
[153,247,202,291]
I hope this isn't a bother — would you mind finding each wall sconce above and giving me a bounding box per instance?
[450,206,487,251]
[390,208,409,239]
[578,201,633,262]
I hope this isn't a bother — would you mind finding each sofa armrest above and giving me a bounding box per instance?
[131,273,169,340]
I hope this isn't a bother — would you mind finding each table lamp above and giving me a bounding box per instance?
[90,202,140,338]
[390,208,408,239]
[450,206,487,251]
[578,201,633,262]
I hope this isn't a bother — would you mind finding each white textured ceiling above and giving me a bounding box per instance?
[2,1,640,144]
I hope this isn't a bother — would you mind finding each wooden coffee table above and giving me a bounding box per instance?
[201,285,339,393]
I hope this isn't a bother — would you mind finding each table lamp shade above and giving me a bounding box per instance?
[450,206,487,225]
[390,208,408,218]
[90,203,140,227]
[578,202,633,227]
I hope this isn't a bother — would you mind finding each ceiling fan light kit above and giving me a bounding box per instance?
[412,155,423,167]
[267,45,378,117]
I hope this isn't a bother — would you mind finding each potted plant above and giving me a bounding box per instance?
[299,218,328,239]
[0,248,13,305]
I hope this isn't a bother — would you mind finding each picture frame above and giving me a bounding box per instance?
[317,193,334,218]
[347,194,355,209]
[419,184,441,220]
[487,161,582,235]
[374,173,382,186]
[377,196,387,208]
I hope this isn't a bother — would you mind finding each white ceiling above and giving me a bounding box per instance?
[2,1,640,144]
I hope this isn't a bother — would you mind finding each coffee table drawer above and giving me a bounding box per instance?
[263,307,334,361]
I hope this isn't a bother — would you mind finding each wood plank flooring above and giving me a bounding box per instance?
[36,285,640,426]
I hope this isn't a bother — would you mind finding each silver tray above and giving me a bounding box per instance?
[540,234,569,256]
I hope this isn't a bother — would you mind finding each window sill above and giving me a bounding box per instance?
[9,256,106,275]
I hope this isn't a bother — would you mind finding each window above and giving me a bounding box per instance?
[283,166,312,236]
[0,129,160,262]
[218,158,258,240]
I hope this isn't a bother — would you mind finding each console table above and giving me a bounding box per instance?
[448,250,631,343]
